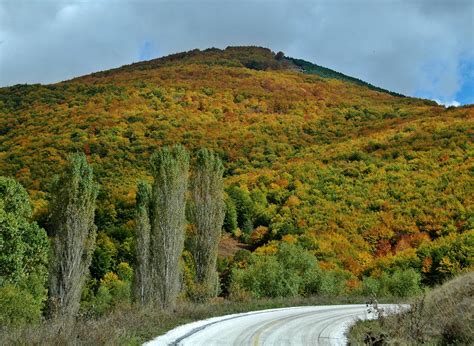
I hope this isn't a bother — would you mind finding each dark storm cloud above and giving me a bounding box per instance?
[0,0,473,104]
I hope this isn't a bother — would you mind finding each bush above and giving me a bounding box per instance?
[358,270,421,298]
[389,269,421,297]
[380,269,422,297]
[0,284,43,327]
[359,276,381,296]
[81,272,131,316]
[230,243,323,298]
[231,255,299,298]
[319,270,353,296]
[85,285,114,316]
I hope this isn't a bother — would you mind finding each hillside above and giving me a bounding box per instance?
[0,46,472,292]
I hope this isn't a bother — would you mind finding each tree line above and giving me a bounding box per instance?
[0,145,225,325]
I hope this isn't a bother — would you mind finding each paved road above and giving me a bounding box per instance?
[146,304,396,346]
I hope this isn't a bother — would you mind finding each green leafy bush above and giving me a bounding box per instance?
[0,284,43,326]
[230,243,326,298]
[359,269,422,298]
[383,269,422,297]
[319,270,353,296]
[82,272,131,316]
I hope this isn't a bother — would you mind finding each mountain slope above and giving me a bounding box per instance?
[0,46,472,289]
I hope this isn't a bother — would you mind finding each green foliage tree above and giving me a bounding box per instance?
[48,153,99,322]
[134,145,189,308]
[90,233,118,280]
[417,231,473,285]
[82,270,131,316]
[223,196,238,233]
[132,181,152,305]
[227,186,254,233]
[151,145,189,308]
[189,149,225,299]
[0,177,49,326]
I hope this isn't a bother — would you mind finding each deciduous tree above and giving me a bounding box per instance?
[132,181,152,304]
[0,177,49,325]
[189,149,225,298]
[48,153,99,321]
[151,145,189,308]
[134,145,189,308]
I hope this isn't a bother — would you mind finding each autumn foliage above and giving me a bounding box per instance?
[0,46,472,302]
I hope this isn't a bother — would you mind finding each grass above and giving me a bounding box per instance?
[347,271,474,345]
[0,294,397,345]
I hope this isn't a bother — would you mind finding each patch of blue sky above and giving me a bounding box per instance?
[415,57,473,106]
[455,59,474,105]
[138,40,158,62]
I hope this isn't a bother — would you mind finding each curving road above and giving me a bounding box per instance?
[146,304,396,346]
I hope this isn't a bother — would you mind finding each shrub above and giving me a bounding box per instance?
[81,272,131,316]
[380,269,422,297]
[231,255,299,298]
[359,276,381,296]
[0,284,43,327]
[230,243,323,298]
[319,270,353,296]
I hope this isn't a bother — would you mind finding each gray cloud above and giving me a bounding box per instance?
[1,0,473,103]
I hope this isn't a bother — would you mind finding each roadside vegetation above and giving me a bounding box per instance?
[2,294,388,345]
[348,271,474,345]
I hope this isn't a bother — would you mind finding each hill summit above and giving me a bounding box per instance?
[0,46,472,290]
[76,46,401,96]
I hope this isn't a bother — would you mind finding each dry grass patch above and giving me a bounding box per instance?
[348,271,474,345]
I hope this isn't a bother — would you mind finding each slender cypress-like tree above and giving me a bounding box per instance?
[133,181,152,305]
[134,145,189,308]
[151,145,189,308]
[48,153,98,321]
[189,149,225,297]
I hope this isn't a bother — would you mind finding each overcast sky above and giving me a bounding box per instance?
[0,0,473,105]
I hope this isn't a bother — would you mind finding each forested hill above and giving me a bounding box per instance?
[0,46,472,292]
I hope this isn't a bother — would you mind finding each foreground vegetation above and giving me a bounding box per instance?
[348,271,474,345]
[1,294,390,345]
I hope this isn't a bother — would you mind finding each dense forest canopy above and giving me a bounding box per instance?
[0,46,472,301]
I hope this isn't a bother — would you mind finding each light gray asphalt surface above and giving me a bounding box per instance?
[146,304,395,345]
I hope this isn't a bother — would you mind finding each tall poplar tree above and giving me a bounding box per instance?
[134,145,189,308]
[189,149,225,297]
[133,181,152,305]
[48,153,98,321]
